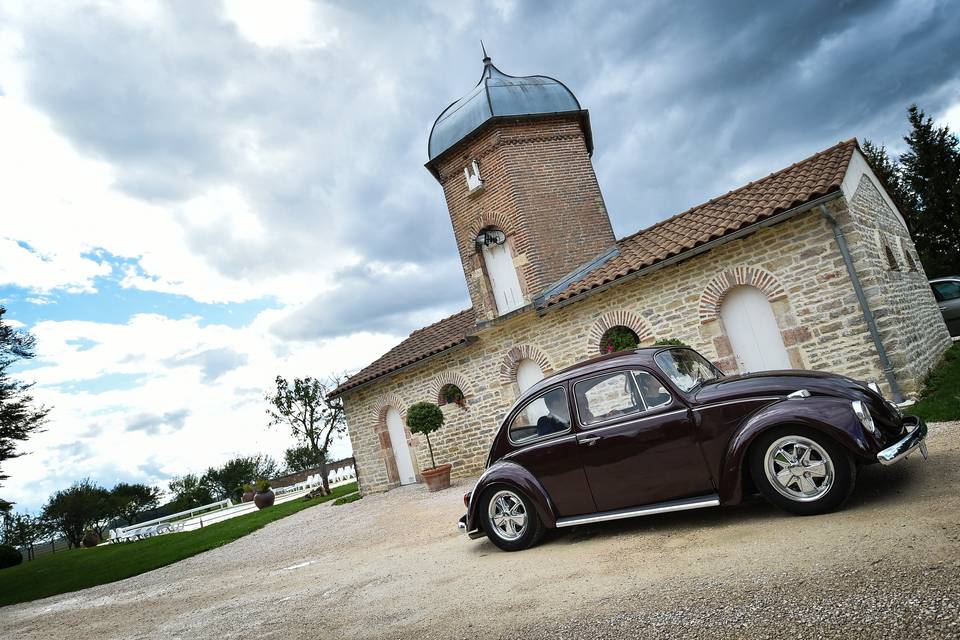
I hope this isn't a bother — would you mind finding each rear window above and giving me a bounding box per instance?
[509,387,571,444]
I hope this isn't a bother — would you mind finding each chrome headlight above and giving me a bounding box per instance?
[852,400,878,435]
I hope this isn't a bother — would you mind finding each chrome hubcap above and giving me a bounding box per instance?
[487,490,527,541]
[764,436,835,502]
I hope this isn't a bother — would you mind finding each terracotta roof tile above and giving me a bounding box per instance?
[331,308,476,397]
[542,138,857,307]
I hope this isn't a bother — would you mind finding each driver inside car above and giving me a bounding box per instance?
[536,391,569,437]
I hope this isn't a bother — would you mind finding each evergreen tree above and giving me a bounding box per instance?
[863,106,960,277]
[0,306,50,509]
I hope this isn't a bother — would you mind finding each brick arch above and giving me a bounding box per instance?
[499,344,553,387]
[587,310,655,354]
[430,370,474,405]
[372,392,407,429]
[698,266,786,322]
[468,210,516,241]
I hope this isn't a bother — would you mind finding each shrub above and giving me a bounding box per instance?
[406,402,445,469]
[0,544,22,569]
[654,338,690,348]
[242,483,254,493]
[254,479,271,493]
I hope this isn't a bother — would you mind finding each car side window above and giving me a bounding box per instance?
[633,370,672,409]
[933,281,960,301]
[574,372,641,426]
[508,387,571,444]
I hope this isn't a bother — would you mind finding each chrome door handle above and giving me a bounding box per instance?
[579,435,601,446]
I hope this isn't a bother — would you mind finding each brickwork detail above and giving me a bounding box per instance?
[499,344,554,386]
[587,311,655,354]
[698,266,787,321]
[430,371,474,404]
[434,117,616,322]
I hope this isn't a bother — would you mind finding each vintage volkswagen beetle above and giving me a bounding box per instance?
[458,347,928,551]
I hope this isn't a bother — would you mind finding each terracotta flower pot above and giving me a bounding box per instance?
[241,491,255,503]
[422,463,452,492]
[254,489,275,509]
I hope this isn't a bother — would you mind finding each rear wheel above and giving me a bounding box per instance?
[749,426,855,516]
[479,486,544,552]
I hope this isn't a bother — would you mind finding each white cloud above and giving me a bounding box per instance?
[223,0,338,49]
[4,310,402,511]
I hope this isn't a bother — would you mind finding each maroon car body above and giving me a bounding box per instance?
[458,347,927,551]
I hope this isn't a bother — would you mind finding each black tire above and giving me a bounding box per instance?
[479,485,545,552]
[748,426,856,516]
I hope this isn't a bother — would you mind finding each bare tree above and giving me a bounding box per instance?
[266,375,346,493]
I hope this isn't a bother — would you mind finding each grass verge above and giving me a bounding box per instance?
[912,342,960,422]
[0,481,357,607]
[333,492,362,506]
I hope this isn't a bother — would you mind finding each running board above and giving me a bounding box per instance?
[555,495,720,528]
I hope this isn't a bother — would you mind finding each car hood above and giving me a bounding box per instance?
[693,369,879,405]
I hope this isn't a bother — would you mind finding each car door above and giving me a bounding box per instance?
[503,384,597,517]
[931,279,960,336]
[573,368,714,513]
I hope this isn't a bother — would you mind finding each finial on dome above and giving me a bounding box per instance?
[481,40,491,65]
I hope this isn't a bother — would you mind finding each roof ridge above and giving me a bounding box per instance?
[616,138,857,246]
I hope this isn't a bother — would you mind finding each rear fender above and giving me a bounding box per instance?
[467,461,557,530]
[718,396,873,504]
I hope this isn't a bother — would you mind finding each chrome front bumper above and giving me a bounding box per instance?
[877,416,928,465]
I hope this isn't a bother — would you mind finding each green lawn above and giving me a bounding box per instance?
[912,342,960,422]
[0,481,356,607]
[333,492,362,506]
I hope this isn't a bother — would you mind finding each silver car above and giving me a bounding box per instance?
[930,277,960,337]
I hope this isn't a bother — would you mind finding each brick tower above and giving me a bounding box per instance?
[426,53,615,323]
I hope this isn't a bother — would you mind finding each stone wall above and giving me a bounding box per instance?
[343,195,946,495]
[842,173,951,395]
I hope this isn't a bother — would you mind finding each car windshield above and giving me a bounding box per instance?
[654,348,723,393]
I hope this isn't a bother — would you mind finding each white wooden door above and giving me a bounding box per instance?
[516,358,544,393]
[385,407,417,485]
[482,242,524,315]
[719,286,792,372]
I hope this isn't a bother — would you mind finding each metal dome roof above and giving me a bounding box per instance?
[427,54,587,161]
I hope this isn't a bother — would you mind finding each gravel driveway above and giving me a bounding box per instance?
[3,422,959,640]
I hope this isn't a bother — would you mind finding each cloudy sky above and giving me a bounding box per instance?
[2,0,958,511]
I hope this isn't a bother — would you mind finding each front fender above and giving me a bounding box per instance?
[467,460,558,531]
[718,396,874,504]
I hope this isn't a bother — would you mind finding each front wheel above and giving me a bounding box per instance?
[749,427,856,516]
[479,486,544,552]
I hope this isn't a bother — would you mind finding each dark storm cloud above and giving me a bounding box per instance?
[165,347,248,382]
[125,408,191,435]
[272,259,469,340]
[8,0,960,336]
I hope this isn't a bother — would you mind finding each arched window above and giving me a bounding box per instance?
[437,383,466,408]
[599,325,640,354]
[516,358,544,393]
[477,227,524,315]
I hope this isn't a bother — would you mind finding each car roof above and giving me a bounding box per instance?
[518,347,674,400]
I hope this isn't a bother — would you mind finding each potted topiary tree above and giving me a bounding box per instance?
[406,401,451,491]
[253,479,275,509]
[81,528,100,548]
[241,483,255,503]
